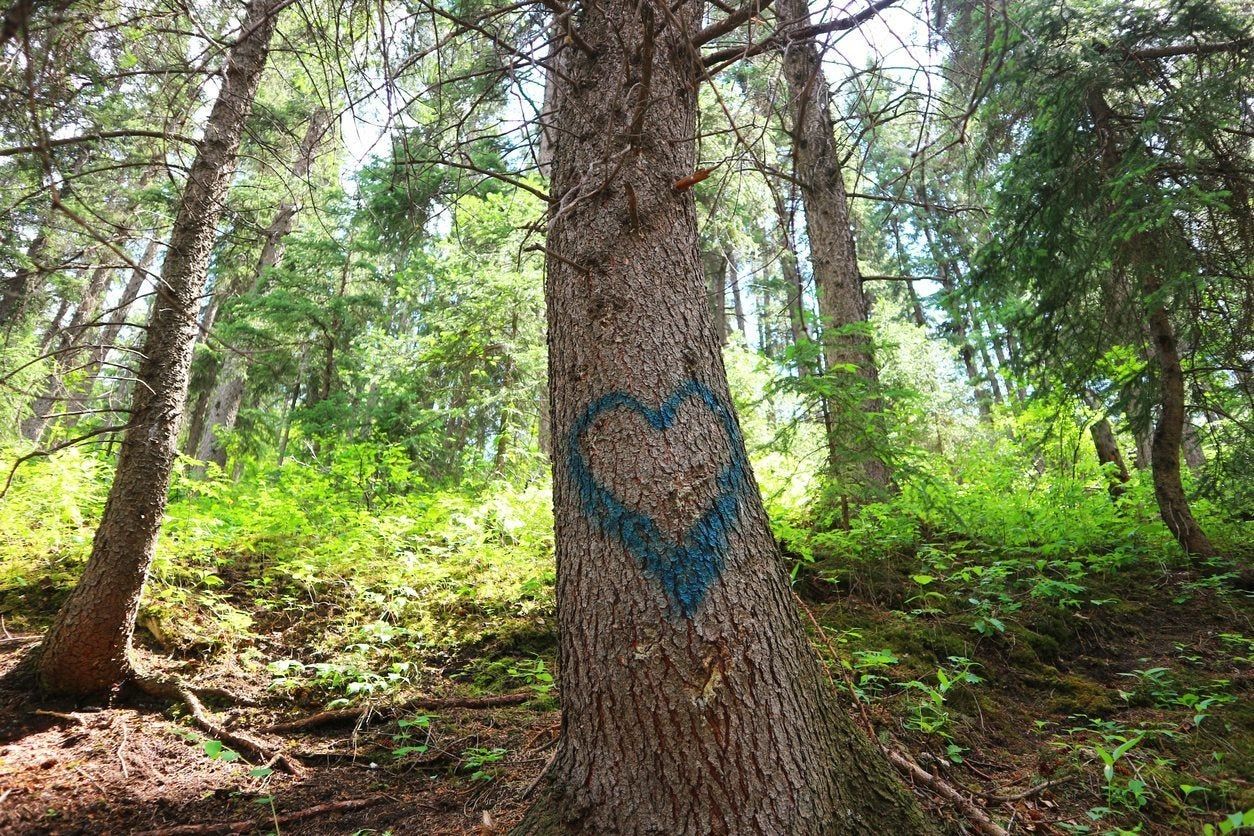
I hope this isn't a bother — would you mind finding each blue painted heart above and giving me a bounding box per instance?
[566,380,750,617]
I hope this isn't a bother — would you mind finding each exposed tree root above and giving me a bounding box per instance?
[265,690,532,734]
[132,672,302,776]
[132,795,386,835]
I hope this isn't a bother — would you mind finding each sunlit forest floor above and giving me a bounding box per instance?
[1,446,1251,834]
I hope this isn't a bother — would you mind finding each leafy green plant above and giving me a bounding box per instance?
[460,746,507,781]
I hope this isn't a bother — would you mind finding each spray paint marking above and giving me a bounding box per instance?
[567,380,750,617]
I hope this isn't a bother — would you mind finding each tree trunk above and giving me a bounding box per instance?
[966,301,1004,406]
[1182,421,1206,471]
[726,245,746,340]
[191,107,331,470]
[1144,272,1215,556]
[513,1,929,831]
[703,247,729,346]
[1088,89,1214,558]
[22,262,113,440]
[35,0,281,697]
[1088,412,1130,500]
[778,0,889,489]
[64,235,161,426]
[772,193,811,376]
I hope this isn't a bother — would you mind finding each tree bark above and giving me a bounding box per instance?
[513,1,929,832]
[778,0,889,489]
[1182,420,1206,471]
[726,245,746,341]
[1084,395,1130,500]
[35,0,281,697]
[191,107,331,470]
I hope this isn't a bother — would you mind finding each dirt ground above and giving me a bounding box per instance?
[0,582,1250,835]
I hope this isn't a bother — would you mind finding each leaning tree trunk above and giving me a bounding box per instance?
[1088,89,1215,558]
[191,106,332,471]
[21,261,113,440]
[1084,394,1130,500]
[36,0,281,697]
[778,0,889,489]
[513,0,929,832]
[1143,270,1216,556]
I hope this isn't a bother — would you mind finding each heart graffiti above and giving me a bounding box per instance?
[566,380,750,617]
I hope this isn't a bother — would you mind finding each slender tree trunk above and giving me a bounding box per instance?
[191,107,332,469]
[966,301,1004,406]
[1085,394,1130,500]
[726,245,746,340]
[772,193,811,376]
[1088,90,1214,558]
[35,0,281,697]
[1002,328,1029,401]
[778,0,889,489]
[1183,421,1206,471]
[987,322,1017,403]
[703,247,729,346]
[931,256,990,421]
[513,1,929,831]
[65,235,161,425]
[22,262,113,440]
[906,279,926,329]
[1143,271,1215,555]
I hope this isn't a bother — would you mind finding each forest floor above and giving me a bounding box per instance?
[0,558,1249,835]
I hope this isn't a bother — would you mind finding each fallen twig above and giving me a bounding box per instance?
[265,690,532,734]
[134,795,386,835]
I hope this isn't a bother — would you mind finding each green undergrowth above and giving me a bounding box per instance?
[2,421,1251,832]
[774,438,1252,835]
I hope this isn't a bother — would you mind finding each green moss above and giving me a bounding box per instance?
[1044,672,1118,716]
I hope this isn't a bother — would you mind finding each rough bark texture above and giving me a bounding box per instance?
[192,107,331,470]
[1182,421,1206,471]
[35,0,280,697]
[1089,89,1215,558]
[726,245,746,340]
[513,1,930,832]
[1143,270,1216,556]
[778,0,888,488]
